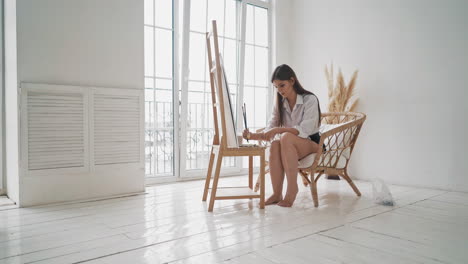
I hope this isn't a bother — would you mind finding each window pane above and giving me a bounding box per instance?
[145,77,154,89]
[145,83,156,175]
[154,84,173,174]
[255,7,268,47]
[186,101,209,170]
[144,0,154,26]
[207,0,225,37]
[145,88,154,102]
[154,130,173,174]
[189,33,206,81]
[155,78,173,94]
[255,46,268,87]
[245,5,254,45]
[244,45,254,86]
[224,0,237,39]
[144,26,154,77]
[144,0,174,177]
[223,38,238,85]
[254,87,267,128]
[188,91,205,104]
[155,0,172,28]
[243,86,255,128]
[155,80,173,113]
[155,90,172,106]
[145,88,154,125]
[190,0,207,32]
[155,28,173,78]
[188,81,205,92]
[145,129,155,175]
[204,89,214,129]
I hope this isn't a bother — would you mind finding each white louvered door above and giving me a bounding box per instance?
[20,83,144,206]
[21,84,89,174]
[91,89,143,166]
[27,92,87,170]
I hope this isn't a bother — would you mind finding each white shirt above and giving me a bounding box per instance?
[266,93,320,139]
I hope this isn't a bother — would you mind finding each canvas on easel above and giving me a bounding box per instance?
[212,55,238,148]
[202,20,266,212]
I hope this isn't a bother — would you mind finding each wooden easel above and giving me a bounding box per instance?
[202,20,266,212]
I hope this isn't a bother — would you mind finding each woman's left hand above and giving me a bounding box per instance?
[264,128,280,141]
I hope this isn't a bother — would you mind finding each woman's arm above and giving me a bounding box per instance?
[263,127,298,141]
[273,127,299,135]
[245,127,299,141]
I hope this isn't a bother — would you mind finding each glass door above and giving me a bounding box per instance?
[240,2,272,168]
[180,0,242,178]
[143,0,272,181]
[144,0,178,179]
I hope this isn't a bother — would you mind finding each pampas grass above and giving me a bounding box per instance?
[325,64,359,113]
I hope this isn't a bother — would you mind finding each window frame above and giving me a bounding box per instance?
[239,0,273,127]
[145,0,272,182]
[144,0,180,184]
[239,0,273,169]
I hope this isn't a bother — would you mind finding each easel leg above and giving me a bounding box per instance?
[202,148,216,201]
[248,156,253,189]
[259,153,265,209]
[208,153,223,212]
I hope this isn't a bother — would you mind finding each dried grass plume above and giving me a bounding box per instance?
[325,64,359,113]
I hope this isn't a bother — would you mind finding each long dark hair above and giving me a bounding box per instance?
[271,64,321,127]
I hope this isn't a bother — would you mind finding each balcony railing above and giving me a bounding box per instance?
[145,101,236,177]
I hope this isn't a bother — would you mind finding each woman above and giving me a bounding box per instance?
[243,64,322,207]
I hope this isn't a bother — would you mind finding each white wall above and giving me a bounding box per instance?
[17,0,143,89]
[4,0,19,203]
[16,0,145,206]
[283,0,468,191]
[272,0,292,66]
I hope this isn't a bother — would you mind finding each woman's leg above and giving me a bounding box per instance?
[279,132,319,207]
[266,140,284,205]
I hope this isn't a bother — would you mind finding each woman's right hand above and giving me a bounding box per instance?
[242,129,250,140]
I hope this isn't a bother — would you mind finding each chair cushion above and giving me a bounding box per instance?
[298,153,317,168]
[298,148,350,169]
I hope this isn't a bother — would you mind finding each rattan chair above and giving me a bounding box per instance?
[254,112,366,207]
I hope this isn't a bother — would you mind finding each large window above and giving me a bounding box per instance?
[241,3,270,168]
[144,0,271,179]
[182,0,239,174]
[243,4,270,133]
[144,0,175,177]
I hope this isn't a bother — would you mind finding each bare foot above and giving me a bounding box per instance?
[277,190,298,207]
[265,194,283,205]
[277,200,293,207]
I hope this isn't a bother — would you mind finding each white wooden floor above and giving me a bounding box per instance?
[1,175,467,264]
[0,197,14,208]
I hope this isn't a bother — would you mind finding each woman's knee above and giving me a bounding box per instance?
[280,132,296,146]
